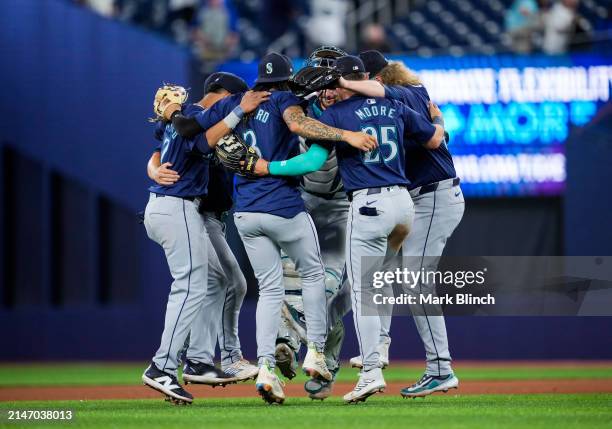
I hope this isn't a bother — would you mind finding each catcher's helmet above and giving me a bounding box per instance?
[306,45,348,68]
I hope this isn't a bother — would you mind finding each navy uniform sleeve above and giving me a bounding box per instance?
[187,133,213,155]
[305,108,337,151]
[401,104,436,145]
[194,95,238,130]
[276,91,302,116]
[384,85,409,104]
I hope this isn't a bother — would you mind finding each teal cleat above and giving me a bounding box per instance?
[400,373,459,398]
[304,368,338,400]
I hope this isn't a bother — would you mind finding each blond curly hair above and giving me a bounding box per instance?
[377,61,422,86]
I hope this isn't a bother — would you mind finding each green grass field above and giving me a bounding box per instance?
[1,363,612,428]
[1,395,611,429]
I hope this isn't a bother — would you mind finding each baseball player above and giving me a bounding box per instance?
[339,50,464,397]
[171,52,376,404]
[146,73,259,386]
[274,46,351,401]
[252,55,447,403]
[141,77,268,404]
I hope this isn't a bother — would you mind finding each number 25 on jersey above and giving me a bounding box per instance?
[362,126,398,164]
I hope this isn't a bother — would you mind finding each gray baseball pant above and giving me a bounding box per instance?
[303,192,349,371]
[347,186,415,371]
[234,211,327,367]
[376,179,464,375]
[144,194,213,376]
[186,213,248,368]
[277,191,350,372]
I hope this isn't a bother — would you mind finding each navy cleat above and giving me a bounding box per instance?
[182,359,235,387]
[142,362,193,405]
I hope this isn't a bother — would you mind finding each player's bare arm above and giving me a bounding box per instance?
[204,91,270,147]
[426,101,445,149]
[337,77,385,98]
[282,106,377,151]
[147,152,180,186]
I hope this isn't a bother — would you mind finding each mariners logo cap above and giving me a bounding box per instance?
[204,72,248,94]
[255,52,294,84]
[358,50,389,77]
[336,55,366,76]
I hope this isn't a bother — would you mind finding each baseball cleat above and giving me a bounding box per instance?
[275,342,298,379]
[304,376,334,400]
[255,360,285,405]
[349,338,391,369]
[182,360,235,386]
[343,368,386,404]
[302,343,332,381]
[222,358,259,382]
[400,373,459,398]
[142,362,194,405]
[164,395,192,405]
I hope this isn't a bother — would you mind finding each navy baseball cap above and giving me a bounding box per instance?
[359,50,389,76]
[204,72,248,94]
[255,52,294,84]
[336,55,366,76]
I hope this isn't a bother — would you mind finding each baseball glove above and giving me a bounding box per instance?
[290,66,341,97]
[215,133,260,178]
[150,84,188,122]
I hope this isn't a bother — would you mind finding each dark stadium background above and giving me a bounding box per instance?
[0,0,611,361]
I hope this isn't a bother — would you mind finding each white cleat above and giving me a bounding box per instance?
[223,359,259,383]
[302,342,332,381]
[350,339,391,369]
[255,361,285,405]
[343,367,386,404]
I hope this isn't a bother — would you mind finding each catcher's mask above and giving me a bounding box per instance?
[306,45,348,68]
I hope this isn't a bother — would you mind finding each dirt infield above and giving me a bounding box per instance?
[2,379,612,402]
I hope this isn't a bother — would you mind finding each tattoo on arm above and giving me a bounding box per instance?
[283,106,344,141]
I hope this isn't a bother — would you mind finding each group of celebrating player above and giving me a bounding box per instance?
[141,45,465,406]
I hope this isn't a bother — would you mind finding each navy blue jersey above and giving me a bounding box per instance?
[198,160,234,213]
[312,95,435,193]
[384,85,457,189]
[149,104,213,198]
[195,91,305,218]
